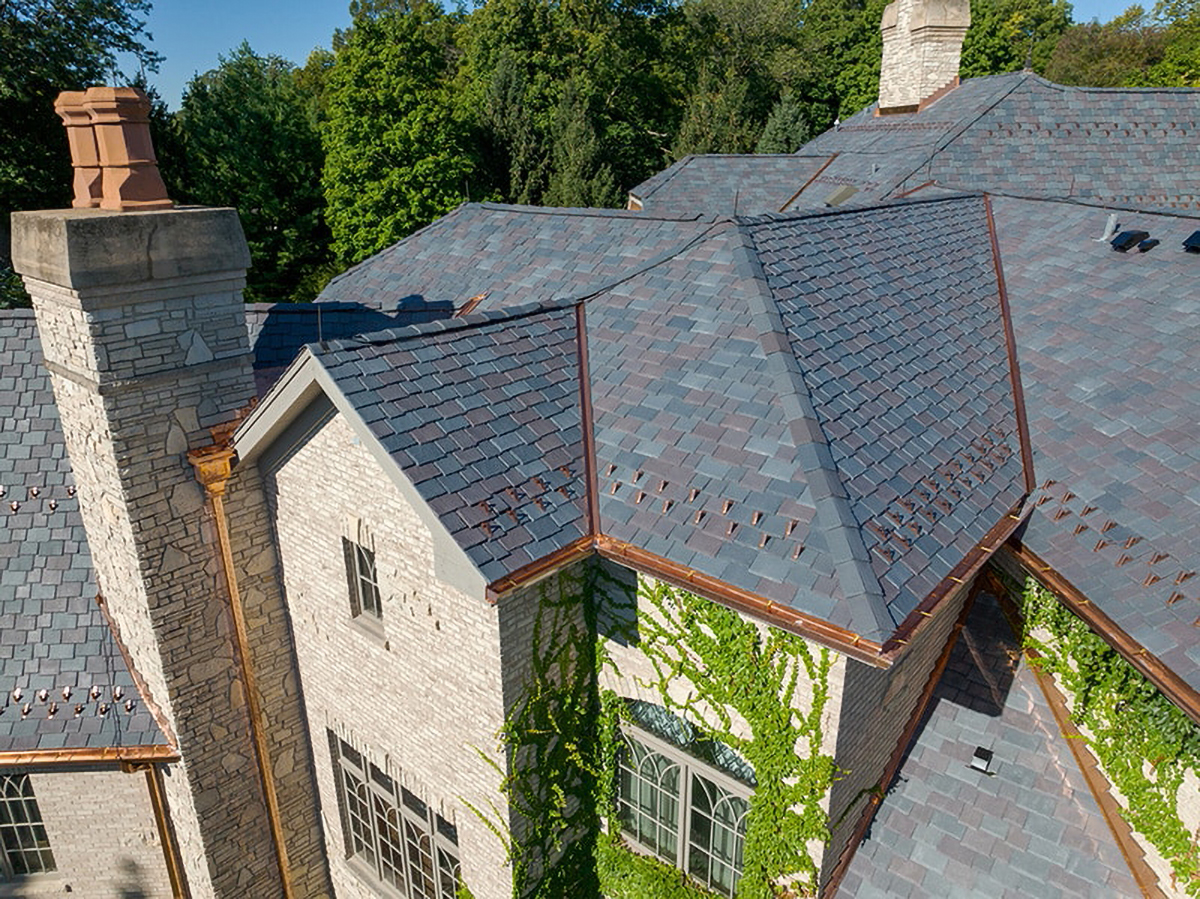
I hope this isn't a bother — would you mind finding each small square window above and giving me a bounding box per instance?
[343,537,382,620]
[0,773,56,880]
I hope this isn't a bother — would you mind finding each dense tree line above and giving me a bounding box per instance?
[2,0,1198,306]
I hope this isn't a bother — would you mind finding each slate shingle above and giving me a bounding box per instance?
[0,311,168,753]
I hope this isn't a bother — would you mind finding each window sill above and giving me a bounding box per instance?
[349,613,387,648]
[0,872,69,897]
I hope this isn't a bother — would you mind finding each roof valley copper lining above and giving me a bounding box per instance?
[777,153,839,212]
[94,593,179,749]
[575,301,601,538]
[983,193,1038,494]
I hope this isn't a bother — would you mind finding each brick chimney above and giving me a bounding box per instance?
[878,0,971,113]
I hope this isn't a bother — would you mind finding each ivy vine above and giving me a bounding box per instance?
[1005,569,1200,897]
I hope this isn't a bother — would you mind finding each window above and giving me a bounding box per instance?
[329,734,460,898]
[616,702,752,898]
[343,536,382,620]
[0,773,55,879]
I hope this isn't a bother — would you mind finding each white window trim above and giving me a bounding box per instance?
[617,721,751,897]
[0,772,56,881]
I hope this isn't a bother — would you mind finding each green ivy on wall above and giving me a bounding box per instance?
[1011,571,1200,897]
[479,560,838,899]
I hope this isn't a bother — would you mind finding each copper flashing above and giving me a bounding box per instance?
[594,535,888,666]
[778,153,839,212]
[94,593,178,749]
[1005,542,1200,727]
[984,194,1037,494]
[881,498,1030,659]
[893,180,937,199]
[575,302,601,538]
[0,744,179,767]
[823,576,981,897]
[188,444,295,899]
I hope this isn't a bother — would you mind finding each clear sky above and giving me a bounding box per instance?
[138,0,1136,112]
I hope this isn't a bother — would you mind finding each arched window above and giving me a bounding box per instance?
[615,701,752,897]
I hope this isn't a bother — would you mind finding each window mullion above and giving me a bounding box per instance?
[678,759,692,871]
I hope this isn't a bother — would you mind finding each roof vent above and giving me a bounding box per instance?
[1111,230,1149,252]
[969,746,995,775]
[1094,212,1118,242]
[1183,231,1200,253]
[1138,238,1159,252]
[823,185,858,207]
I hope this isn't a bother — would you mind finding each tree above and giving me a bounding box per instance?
[1,0,161,307]
[321,1,476,264]
[173,44,331,302]
[1045,10,1170,86]
[755,90,812,152]
[960,0,1073,77]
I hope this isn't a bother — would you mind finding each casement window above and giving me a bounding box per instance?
[342,536,383,621]
[616,701,753,898]
[0,773,55,879]
[329,734,460,898]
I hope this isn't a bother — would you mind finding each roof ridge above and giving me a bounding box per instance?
[736,190,984,226]
[473,201,709,222]
[731,223,894,640]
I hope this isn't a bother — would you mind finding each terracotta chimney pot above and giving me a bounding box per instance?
[53,91,103,208]
[82,86,173,211]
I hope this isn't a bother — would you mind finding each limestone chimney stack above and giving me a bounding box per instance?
[878,0,971,113]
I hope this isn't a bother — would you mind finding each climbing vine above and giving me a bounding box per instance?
[485,562,838,898]
[1009,570,1200,897]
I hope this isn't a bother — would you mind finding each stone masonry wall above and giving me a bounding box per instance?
[225,462,333,896]
[821,578,972,887]
[267,411,513,899]
[16,209,283,898]
[20,767,174,899]
[878,0,969,110]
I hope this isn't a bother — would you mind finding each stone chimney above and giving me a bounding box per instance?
[878,0,971,113]
[10,89,328,897]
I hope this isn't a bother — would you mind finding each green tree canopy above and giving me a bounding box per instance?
[173,43,331,302]
[321,1,476,265]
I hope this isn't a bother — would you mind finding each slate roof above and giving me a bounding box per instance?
[627,155,834,216]
[989,196,1200,693]
[841,592,1142,898]
[0,311,168,755]
[296,194,1030,643]
[316,204,713,314]
[629,72,1200,217]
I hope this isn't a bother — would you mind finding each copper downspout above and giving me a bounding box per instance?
[141,763,192,899]
[188,445,294,899]
[823,577,982,897]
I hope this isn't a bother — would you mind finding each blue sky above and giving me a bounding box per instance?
[139,0,1136,111]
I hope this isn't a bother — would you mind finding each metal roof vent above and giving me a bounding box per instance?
[1094,212,1118,242]
[1138,238,1159,252]
[823,185,858,207]
[1111,230,1149,252]
[969,746,995,775]
[1184,231,1200,253]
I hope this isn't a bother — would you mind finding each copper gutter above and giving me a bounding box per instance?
[188,444,295,899]
[485,535,595,603]
[823,576,981,897]
[984,193,1037,493]
[880,500,1029,660]
[778,153,839,212]
[0,744,179,767]
[1005,542,1200,728]
[594,535,887,666]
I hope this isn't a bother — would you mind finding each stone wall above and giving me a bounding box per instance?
[821,578,972,885]
[266,410,513,899]
[878,0,970,110]
[13,208,282,897]
[19,766,174,898]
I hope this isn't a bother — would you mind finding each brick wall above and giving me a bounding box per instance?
[821,579,971,885]
[267,411,513,899]
[20,766,173,898]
